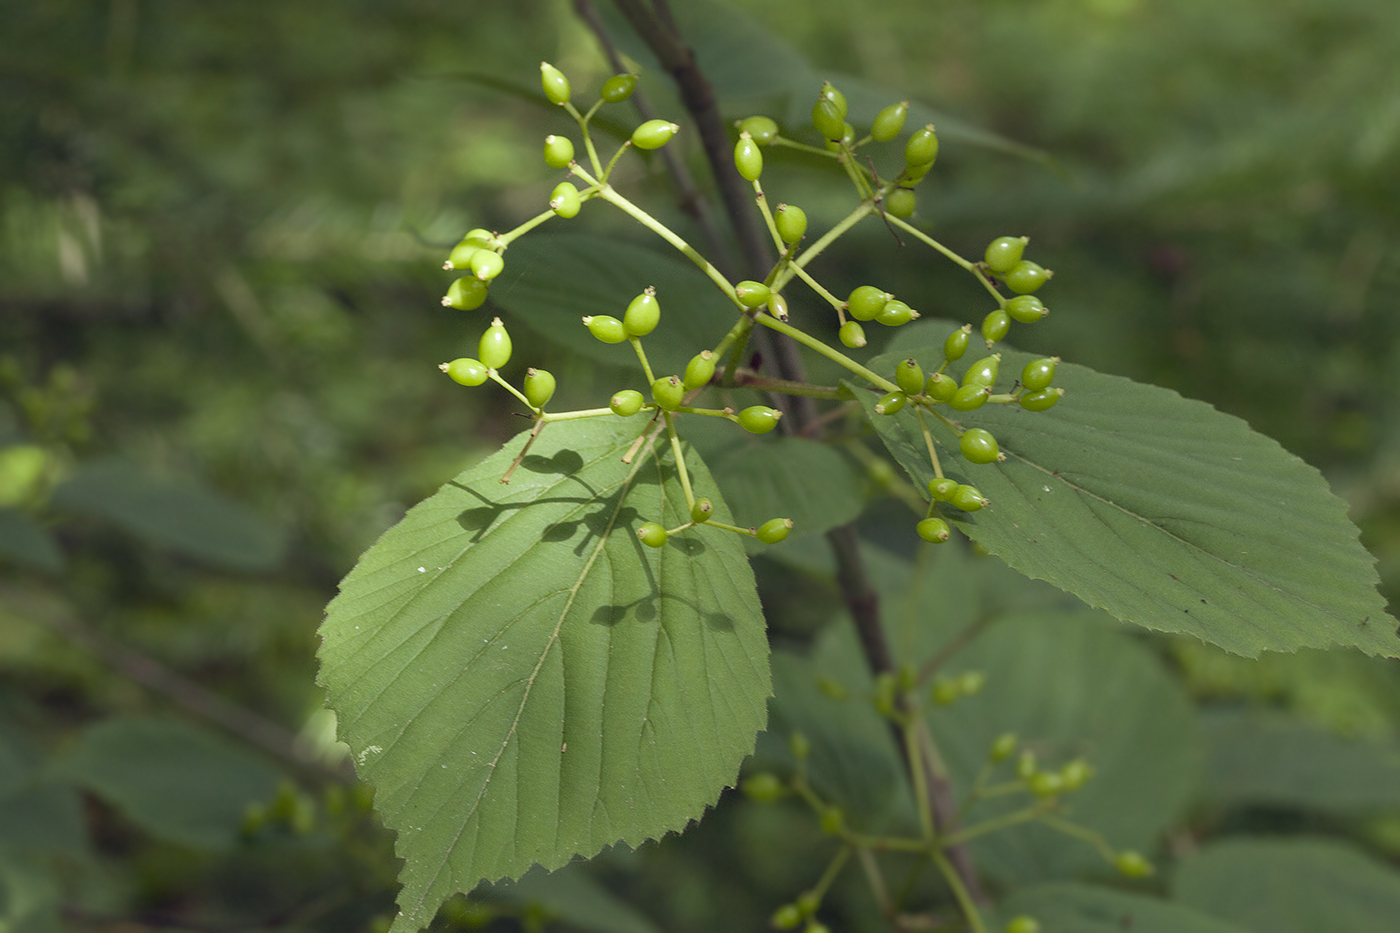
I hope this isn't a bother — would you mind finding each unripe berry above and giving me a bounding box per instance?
[599,73,637,103]
[1006,294,1048,324]
[441,358,488,386]
[446,236,486,269]
[886,187,916,218]
[734,133,763,181]
[819,807,844,837]
[895,359,925,395]
[584,315,628,344]
[523,368,556,409]
[1060,758,1092,791]
[1019,387,1064,411]
[770,904,803,930]
[737,406,782,434]
[756,517,793,543]
[904,124,939,167]
[932,678,961,705]
[1114,851,1155,878]
[610,389,645,416]
[877,298,915,327]
[624,289,661,337]
[928,477,959,501]
[949,484,988,511]
[984,236,1028,275]
[917,517,950,543]
[812,97,845,140]
[479,318,512,369]
[819,81,848,118]
[637,522,668,548]
[734,280,771,308]
[874,391,907,415]
[925,372,957,401]
[540,62,570,105]
[740,772,784,802]
[847,285,889,322]
[549,181,581,218]
[949,384,989,411]
[982,308,1011,345]
[690,498,713,524]
[871,100,909,141]
[963,354,1000,389]
[683,350,716,390]
[736,115,779,144]
[774,204,807,245]
[1022,357,1057,391]
[443,276,488,311]
[789,731,811,760]
[631,119,679,150]
[766,292,789,321]
[960,428,1000,464]
[470,249,504,281]
[990,732,1018,762]
[1030,771,1064,798]
[944,326,971,362]
[1003,260,1051,294]
[1005,916,1042,933]
[542,134,574,168]
[651,376,685,411]
[838,321,867,349]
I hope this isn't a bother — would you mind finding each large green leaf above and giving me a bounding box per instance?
[1173,837,1400,933]
[863,324,1396,657]
[997,883,1248,933]
[318,416,770,933]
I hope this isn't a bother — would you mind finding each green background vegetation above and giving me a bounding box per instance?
[3,0,1400,930]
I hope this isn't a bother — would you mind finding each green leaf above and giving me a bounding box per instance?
[0,508,63,572]
[1199,708,1400,814]
[318,416,770,933]
[863,326,1396,657]
[498,235,738,377]
[706,436,865,549]
[49,460,287,571]
[997,883,1249,933]
[1173,837,1400,933]
[53,717,282,849]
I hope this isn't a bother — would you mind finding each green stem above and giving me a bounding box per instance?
[773,201,876,293]
[904,717,936,842]
[931,849,987,933]
[912,407,945,479]
[941,807,1041,848]
[539,406,615,423]
[770,136,839,159]
[663,413,695,507]
[1038,814,1118,862]
[717,368,845,399]
[751,181,787,253]
[784,260,846,318]
[496,208,559,247]
[884,213,976,273]
[629,337,657,385]
[754,313,898,392]
[488,371,535,411]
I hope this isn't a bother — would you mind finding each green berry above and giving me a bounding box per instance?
[446,238,483,269]
[767,292,789,321]
[651,376,685,411]
[770,904,803,930]
[550,181,581,218]
[874,391,907,416]
[903,159,936,184]
[828,121,856,149]
[690,498,713,524]
[637,522,668,548]
[819,81,848,118]
[819,807,844,836]
[944,326,971,362]
[479,318,512,369]
[812,97,845,140]
[1060,759,1092,791]
[949,384,989,411]
[610,389,644,416]
[982,308,1011,345]
[895,359,925,395]
[949,484,988,512]
[917,517,950,543]
[1005,915,1042,933]
[738,405,782,434]
[990,732,1018,762]
[1003,260,1051,294]
[584,315,628,344]
[886,187,916,218]
[1030,771,1064,798]
[441,358,488,387]
[470,249,504,281]
[624,289,661,337]
[847,286,889,322]
[600,73,637,102]
[443,276,488,311]
[808,923,832,933]
[932,678,961,705]
[1006,294,1048,324]
[928,477,959,501]
[631,119,679,150]
[925,372,958,402]
[540,61,571,105]
[1022,357,1057,391]
[542,134,574,168]
[737,115,779,144]
[757,517,793,544]
[523,368,556,409]
[794,890,820,916]
[839,321,867,349]
[871,100,909,141]
[877,298,915,327]
[904,124,939,167]
[789,731,811,760]
[734,280,771,308]
[1114,851,1155,878]
[734,133,763,181]
[774,204,807,245]
[984,236,1027,275]
[740,772,784,802]
[960,428,1000,464]
[963,354,1000,388]
[1019,387,1064,411]
[683,350,716,390]
[1016,750,1037,781]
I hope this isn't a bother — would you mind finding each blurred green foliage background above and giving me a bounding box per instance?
[3,0,1400,930]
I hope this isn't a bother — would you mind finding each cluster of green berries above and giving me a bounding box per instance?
[440,318,558,412]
